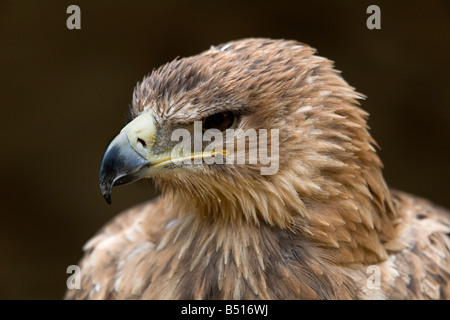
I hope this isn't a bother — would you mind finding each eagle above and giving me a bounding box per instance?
[66,38,450,300]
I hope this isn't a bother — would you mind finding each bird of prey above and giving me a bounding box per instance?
[66,38,450,299]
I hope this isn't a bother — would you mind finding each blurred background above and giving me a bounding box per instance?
[0,0,449,299]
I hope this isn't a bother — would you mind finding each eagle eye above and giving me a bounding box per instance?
[202,111,236,132]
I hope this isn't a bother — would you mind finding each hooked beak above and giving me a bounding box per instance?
[99,112,156,204]
[99,131,148,204]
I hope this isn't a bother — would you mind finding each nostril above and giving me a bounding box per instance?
[137,138,147,148]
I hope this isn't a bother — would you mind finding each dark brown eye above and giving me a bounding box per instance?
[202,111,236,132]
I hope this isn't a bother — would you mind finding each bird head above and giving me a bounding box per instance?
[99,38,389,229]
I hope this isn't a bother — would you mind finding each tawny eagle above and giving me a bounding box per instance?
[66,38,450,299]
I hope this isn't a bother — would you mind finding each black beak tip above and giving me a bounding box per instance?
[100,180,113,205]
[104,193,112,205]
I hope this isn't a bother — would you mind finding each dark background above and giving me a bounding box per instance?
[0,0,449,299]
